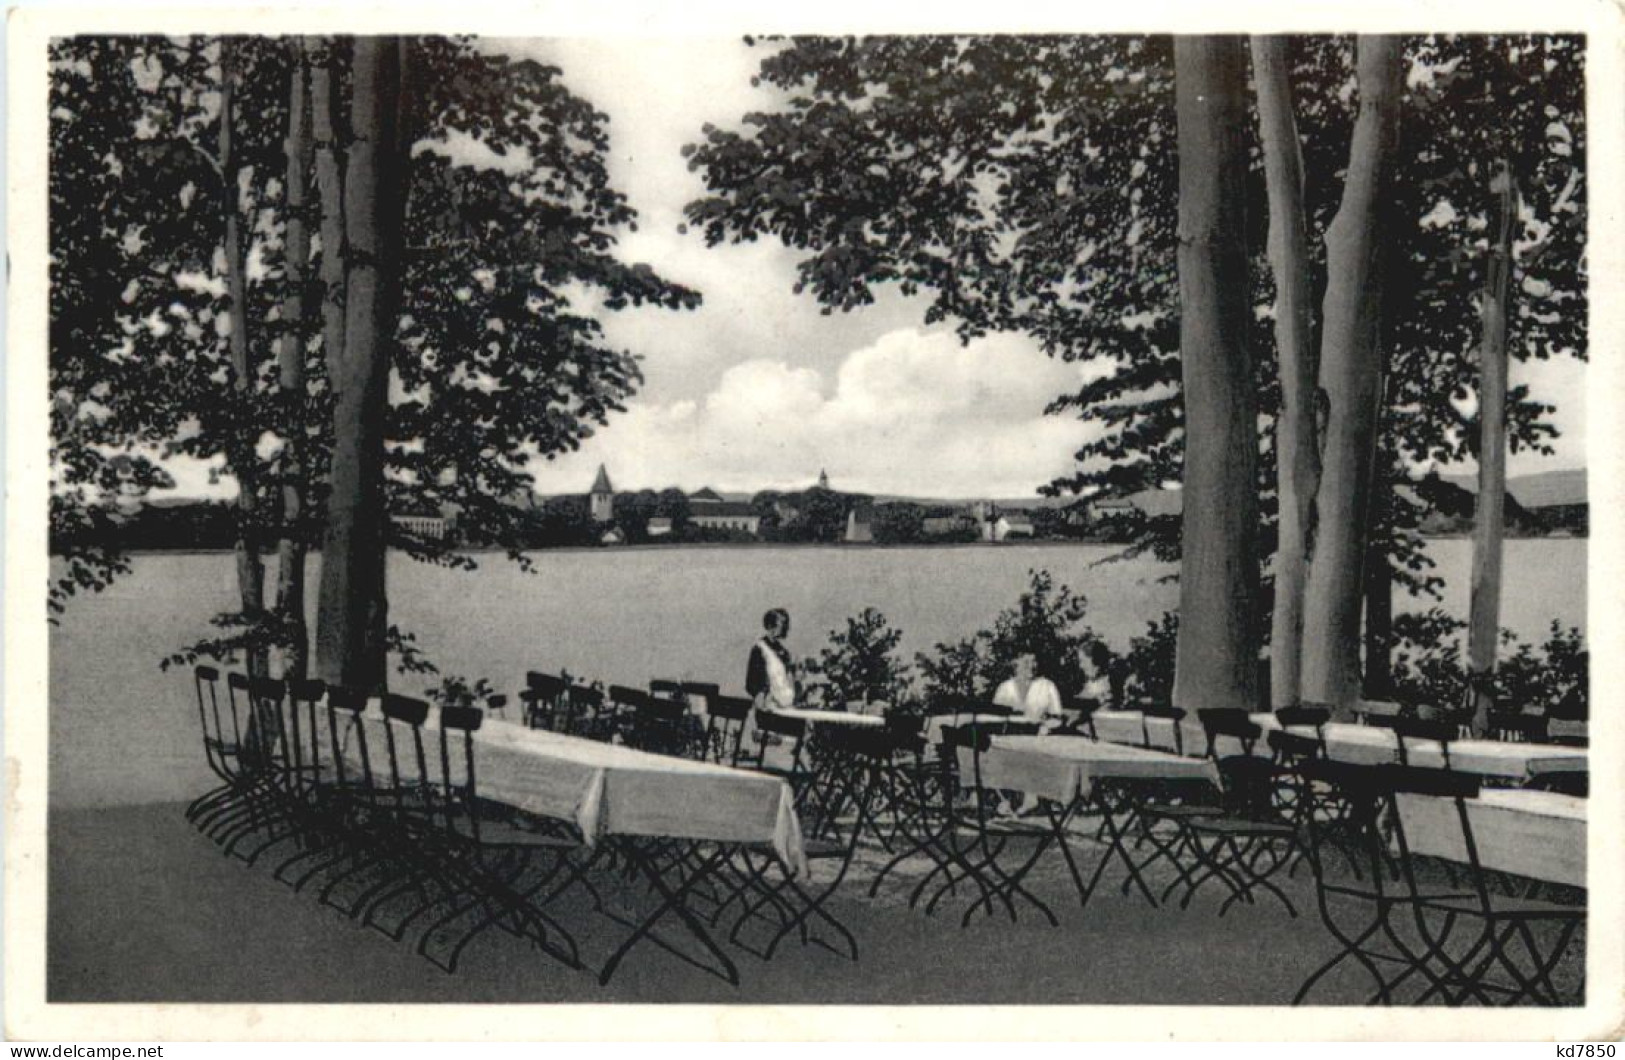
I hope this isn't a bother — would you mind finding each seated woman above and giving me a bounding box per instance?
[991,653,1065,733]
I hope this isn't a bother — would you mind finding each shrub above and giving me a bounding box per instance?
[1389,608,1469,711]
[425,673,497,709]
[1390,610,1588,718]
[1120,611,1178,706]
[802,607,913,711]
[1494,621,1588,718]
[914,569,1107,706]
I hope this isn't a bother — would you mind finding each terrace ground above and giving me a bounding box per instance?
[48,800,1584,1007]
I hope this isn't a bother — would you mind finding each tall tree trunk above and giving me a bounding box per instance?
[312,41,347,380]
[1362,479,1395,698]
[274,41,314,680]
[315,36,405,690]
[1299,36,1404,715]
[1251,35,1322,710]
[1467,159,1518,734]
[220,37,268,678]
[1170,36,1261,714]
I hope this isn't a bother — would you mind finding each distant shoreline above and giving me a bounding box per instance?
[50,531,1587,559]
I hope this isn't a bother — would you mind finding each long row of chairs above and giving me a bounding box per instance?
[1096,705,1587,1004]
[189,666,594,976]
[189,661,1584,1001]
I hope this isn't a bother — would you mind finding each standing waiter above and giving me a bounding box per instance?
[746,608,799,712]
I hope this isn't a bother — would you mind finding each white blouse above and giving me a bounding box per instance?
[992,677,1065,723]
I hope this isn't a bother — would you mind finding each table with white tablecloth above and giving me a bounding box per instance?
[1088,709,1588,781]
[338,706,807,984]
[969,735,1223,907]
[1395,788,1586,888]
[756,705,885,730]
[1249,716,1588,780]
[343,709,806,873]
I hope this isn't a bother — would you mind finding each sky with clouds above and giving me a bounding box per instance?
[501,35,1588,499]
[151,35,1587,501]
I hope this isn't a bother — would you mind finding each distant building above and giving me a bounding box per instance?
[1002,514,1035,539]
[1086,496,1136,521]
[393,509,457,542]
[818,469,831,490]
[689,486,726,505]
[844,502,874,543]
[922,513,975,537]
[590,465,615,523]
[647,517,673,538]
[600,525,626,545]
[690,501,761,535]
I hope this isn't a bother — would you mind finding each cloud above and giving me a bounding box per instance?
[530,327,1099,498]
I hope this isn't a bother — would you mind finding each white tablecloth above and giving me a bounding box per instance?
[340,710,806,875]
[1090,711,1587,780]
[970,735,1221,804]
[1252,717,1588,779]
[1396,788,1586,888]
[758,706,885,729]
[1091,711,1209,754]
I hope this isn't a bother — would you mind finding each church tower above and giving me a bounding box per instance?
[590,464,614,523]
[817,468,830,490]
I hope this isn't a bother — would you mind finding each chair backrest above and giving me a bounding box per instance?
[527,671,566,695]
[679,681,718,716]
[242,675,290,772]
[1390,716,1456,768]
[745,709,808,773]
[322,684,374,793]
[703,694,753,765]
[284,677,328,791]
[1383,762,1480,800]
[1198,708,1260,755]
[1291,759,1396,891]
[639,696,687,723]
[608,684,647,709]
[1276,704,1330,730]
[1268,728,1323,765]
[649,679,684,701]
[625,695,691,755]
[420,704,483,839]
[484,693,509,719]
[755,709,807,739]
[192,665,239,780]
[938,723,991,754]
[566,684,604,732]
[709,693,753,721]
[379,693,433,802]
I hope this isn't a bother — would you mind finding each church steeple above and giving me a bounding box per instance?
[590,464,614,522]
[817,468,830,490]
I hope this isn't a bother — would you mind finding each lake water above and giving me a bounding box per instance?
[48,538,1586,809]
